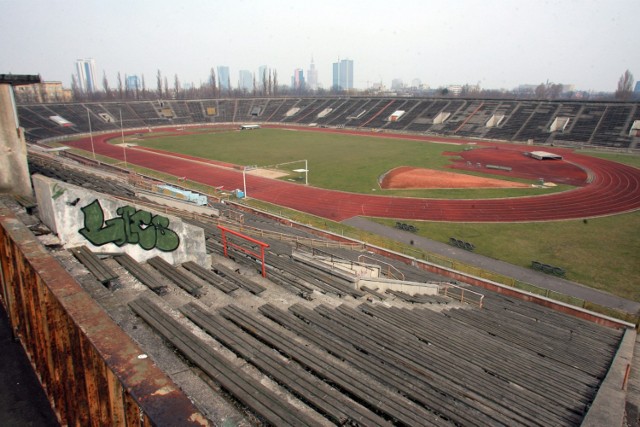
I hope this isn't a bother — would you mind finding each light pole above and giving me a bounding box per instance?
[242,166,247,198]
[87,108,96,161]
[120,109,127,169]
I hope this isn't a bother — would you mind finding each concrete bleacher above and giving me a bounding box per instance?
[555,104,607,145]
[485,101,538,141]
[15,97,640,150]
[515,103,559,143]
[359,99,405,129]
[291,98,333,124]
[10,154,635,425]
[254,98,283,121]
[382,99,422,131]
[434,99,482,134]
[314,98,358,125]
[331,98,373,125]
[404,99,447,132]
[453,100,501,137]
[278,98,316,123]
[262,97,296,122]
[591,104,637,148]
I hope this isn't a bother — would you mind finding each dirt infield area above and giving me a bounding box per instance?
[446,147,589,187]
[380,166,531,189]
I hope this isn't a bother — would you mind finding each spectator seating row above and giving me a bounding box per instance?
[17,97,640,149]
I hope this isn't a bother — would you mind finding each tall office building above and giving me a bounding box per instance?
[307,58,318,91]
[332,59,353,91]
[75,58,97,93]
[291,68,305,90]
[125,75,140,92]
[217,66,231,91]
[238,70,253,92]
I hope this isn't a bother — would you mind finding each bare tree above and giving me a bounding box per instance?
[535,82,563,99]
[534,83,547,99]
[133,75,140,100]
[71,74,82,101]
[116,72,123,99]
[268,69,272,95]
[273,70,278,96]
[164,76,169,98]
[157,69,163,98]
[549,83,563,99]
[102,71,111,98]
[252,73,257,96]
[262,68,268,95]
[124,74,130,99]
[615,69,634,100]
[209,67,217,98]
[141,74,147,99]
[174,74,181,98]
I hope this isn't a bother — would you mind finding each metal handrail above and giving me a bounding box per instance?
[440,282,485,308]
[357,254,405,281]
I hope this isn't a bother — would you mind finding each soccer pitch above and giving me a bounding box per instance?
[131,128,567,198]
[122,127,639,306]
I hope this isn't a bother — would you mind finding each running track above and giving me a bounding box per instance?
[63,128,640,222]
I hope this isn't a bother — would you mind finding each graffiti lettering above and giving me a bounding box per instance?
[79,200,180,251]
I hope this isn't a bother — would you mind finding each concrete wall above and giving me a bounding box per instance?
[0,84,32,196]
[33,174,207,265]
[359,276,439,295]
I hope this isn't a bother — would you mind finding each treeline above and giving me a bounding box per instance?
[69,68,339,102]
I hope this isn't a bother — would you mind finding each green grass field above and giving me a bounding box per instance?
[115,128,640,308]
[131,128,570,198]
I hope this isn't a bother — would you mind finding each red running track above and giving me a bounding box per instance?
[63,128,640,223]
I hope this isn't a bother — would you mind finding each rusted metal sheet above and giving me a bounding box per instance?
[0,199,210,426]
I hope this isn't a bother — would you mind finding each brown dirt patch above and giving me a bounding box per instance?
[380,166,531,189]
[247,168,290,179]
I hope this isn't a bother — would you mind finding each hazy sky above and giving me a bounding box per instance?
[1,0,638,92]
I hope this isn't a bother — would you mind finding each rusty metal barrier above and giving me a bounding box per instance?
[0,199,208,426]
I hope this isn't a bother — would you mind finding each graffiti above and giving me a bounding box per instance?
[52,183,65,200]
[79,199,180,251]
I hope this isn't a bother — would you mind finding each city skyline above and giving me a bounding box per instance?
[1,0,639,92]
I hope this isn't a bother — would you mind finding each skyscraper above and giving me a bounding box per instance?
[75,58,97,93]
[307,58,318,91]
[332,59,353,91]
[238,70,253,92]
[217,66,231,91]
[291,69,305,90]
[125,75,140,92]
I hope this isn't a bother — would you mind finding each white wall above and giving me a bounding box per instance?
[33,174,207,265]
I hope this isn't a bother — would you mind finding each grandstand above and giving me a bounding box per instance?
[1,154,633,425]
[17,97,640,150]
[2,92,640,426]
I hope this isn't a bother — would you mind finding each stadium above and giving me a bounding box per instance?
[2,89,640,426]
